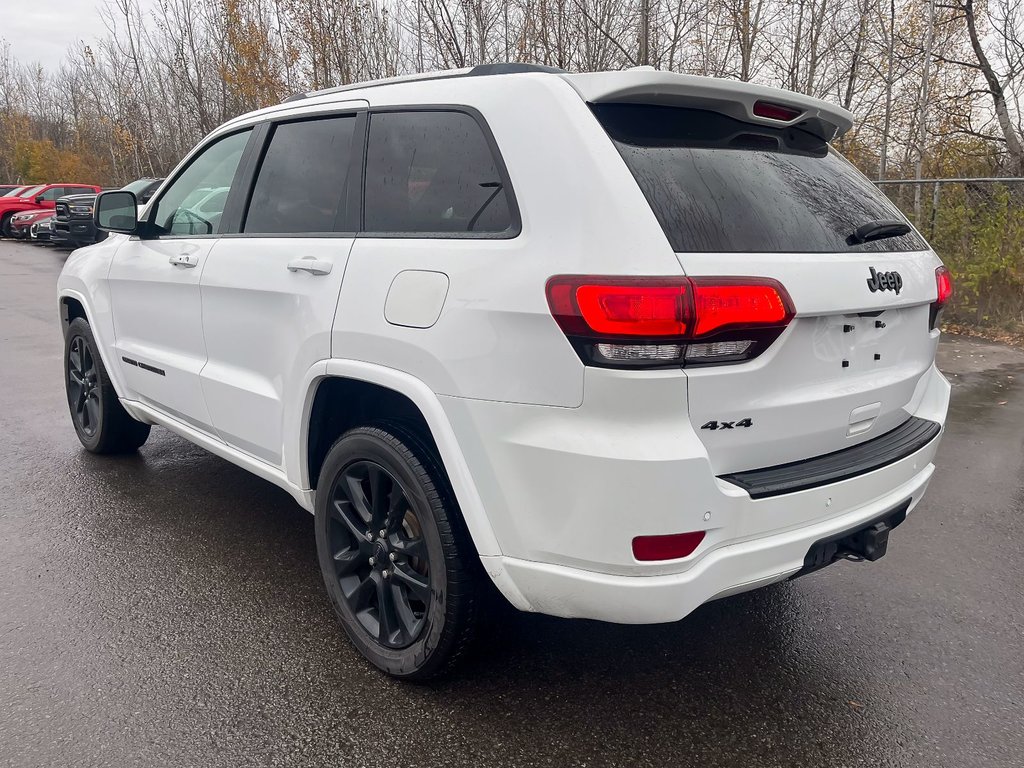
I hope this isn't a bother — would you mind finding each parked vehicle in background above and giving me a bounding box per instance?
[62,65,951,680]
[30,213,55,241]
[52,178,163,248]
[0,183,101,236]
[0,185,22,196]
[9,208,54,238]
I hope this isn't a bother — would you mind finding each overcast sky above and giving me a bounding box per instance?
[4,0,156,71]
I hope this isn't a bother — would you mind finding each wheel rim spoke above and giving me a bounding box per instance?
[82,344,94,377]
[390,536,426,560]
[331,498,370,543]
[332,547,363,576]
[391,562,431,603]
[384,484,407,529]
[375,578,402,646]
[344,573,377,611]
[343,471,374,524]
[69,339,83,376]
[68,378,84,407]
[366,464,387,527]
[83,394,99,433]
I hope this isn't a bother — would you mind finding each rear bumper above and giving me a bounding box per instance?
[482,464,932,623]
[445,363,950,623]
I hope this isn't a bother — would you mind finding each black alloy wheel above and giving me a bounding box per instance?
[67,334,101,437]
[315,426,481,680]
[63,317,151,453]
[326,460,432,649]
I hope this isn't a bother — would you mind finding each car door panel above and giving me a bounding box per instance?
[200,238,355,465]
[107,127,255,434]
[109,238,219,431]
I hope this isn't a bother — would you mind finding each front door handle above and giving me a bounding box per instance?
[169,253,199,268]
[287,256,333,276]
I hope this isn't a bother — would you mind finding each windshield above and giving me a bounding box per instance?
[18,185,44,198]
[593,103,926,253]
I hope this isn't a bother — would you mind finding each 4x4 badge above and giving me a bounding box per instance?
[866,267,903,294]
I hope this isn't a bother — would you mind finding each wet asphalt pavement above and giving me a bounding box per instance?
[1,240,1022,768]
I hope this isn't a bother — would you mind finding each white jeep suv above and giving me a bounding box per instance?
[58,64,952,679]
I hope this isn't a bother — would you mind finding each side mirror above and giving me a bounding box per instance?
[34,195,44,205]
[95,190,140,234]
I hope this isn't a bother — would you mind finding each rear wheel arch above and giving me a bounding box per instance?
[306,377,439,492]
[301,368,502,560]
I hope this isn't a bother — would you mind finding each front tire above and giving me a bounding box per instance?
[1,212,14,238]
[64,317,151,453]
[314,426,480,680]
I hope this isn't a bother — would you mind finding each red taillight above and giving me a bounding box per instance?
[690,278,794,337]
[752,100,803,122]
[565,279,692,337]
[935,266,953,306]
[546,275,794,368]
[930,265,953,330]
[632,531,706,561]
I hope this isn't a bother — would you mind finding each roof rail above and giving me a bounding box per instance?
[281,62,567,104]
[467,63,567,76]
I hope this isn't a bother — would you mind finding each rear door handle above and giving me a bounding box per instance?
[169,253,199,268]
[287,256,333,276]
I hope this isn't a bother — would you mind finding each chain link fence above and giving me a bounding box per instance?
[875,178,1024,329]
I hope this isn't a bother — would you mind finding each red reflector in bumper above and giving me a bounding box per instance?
[632,531,706,561]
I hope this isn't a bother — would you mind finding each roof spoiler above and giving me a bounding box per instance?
[561,71,853,142]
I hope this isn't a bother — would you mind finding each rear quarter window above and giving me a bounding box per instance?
[362,110,516,236]
[593,103,926,254]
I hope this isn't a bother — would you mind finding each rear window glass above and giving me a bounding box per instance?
[363,110,514,235]
[593,103,926,253]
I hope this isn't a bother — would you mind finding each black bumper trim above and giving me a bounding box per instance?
[719,416,941,499]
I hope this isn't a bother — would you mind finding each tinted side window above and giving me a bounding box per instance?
[363,111,513,235]
[244,115,357,234]
[39,187,64,201]
[151,129,252,236]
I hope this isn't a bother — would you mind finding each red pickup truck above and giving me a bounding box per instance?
[1,184,101,237]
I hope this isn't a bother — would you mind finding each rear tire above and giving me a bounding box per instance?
[64,317,151,453]
[314,425,481,681]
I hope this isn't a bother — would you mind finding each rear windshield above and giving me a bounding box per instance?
[593,103,926,253]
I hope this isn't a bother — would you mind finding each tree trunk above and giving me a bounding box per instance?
[963,0,1024,173]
